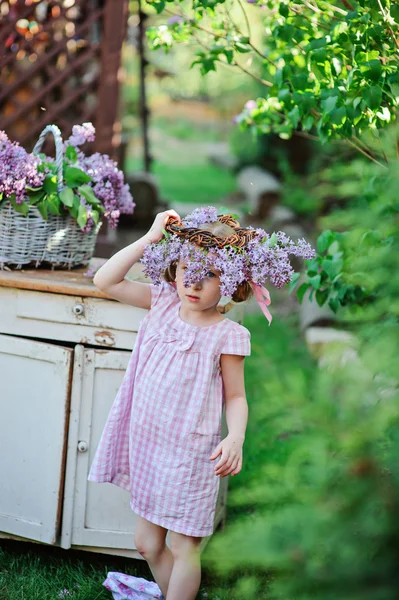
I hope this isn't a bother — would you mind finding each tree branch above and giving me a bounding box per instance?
[231,60,273,87]
[376,0,399,50]
[236,0,251,38]
[290,6,330,30]
[340,0,354,10]
[345,137,388,169]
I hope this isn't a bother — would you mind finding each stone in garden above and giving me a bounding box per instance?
[268,205,296,228]
[305,326,359,368]
[299,287,336,331]
[237,166,281,218]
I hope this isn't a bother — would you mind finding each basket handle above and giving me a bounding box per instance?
[32,124,64,194]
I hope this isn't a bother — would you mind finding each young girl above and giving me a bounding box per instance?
[88,207,314,600]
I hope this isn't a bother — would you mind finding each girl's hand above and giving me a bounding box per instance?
[209,434,244,478]
[145,210,180,244]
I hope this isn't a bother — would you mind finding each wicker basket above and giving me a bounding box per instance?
[0,124,101,269]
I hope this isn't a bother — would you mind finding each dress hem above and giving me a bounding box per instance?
[129,500,214,538]
[88,475,214,537]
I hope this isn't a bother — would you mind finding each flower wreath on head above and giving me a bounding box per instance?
[141,206,315,326]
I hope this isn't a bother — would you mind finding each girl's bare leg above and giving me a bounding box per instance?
[166,531,202,600]
[134,515,174,597]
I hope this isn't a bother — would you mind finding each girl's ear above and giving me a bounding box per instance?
[171,281,177,288]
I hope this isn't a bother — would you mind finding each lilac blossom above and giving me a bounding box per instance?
[167,15,183,25]
[244,99,258,111]
[0,131,44,203]
[66,122,95,147]
[182,206,218,228]
[140,206,315,297]
[79,151,135,230]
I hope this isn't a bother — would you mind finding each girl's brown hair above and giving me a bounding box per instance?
[163,220,254,305]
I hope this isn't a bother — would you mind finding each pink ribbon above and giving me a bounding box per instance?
[250,282,272,326]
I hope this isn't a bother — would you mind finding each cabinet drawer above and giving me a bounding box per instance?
[0,288,146,350]
[16,289,145,331]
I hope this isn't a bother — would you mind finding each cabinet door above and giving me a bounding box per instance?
[62,347,137,550]
[0,334,73,544]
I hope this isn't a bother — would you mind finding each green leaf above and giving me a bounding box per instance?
[27,190,45,205]
[78,184,101,206]
[77,203,88,229]
[291,74,309,91]
[297,282,310,304]
[279,3,289,17]
[235,42,251,53]
[278,88,292,106]
[274,68,283,86]
[268,232,278,247]
[65,145,78,162]
[91,209,100,225]
[360,59,382,81]
[362,85,382,110]
[64,166,92,187]
[288,106,300,128]
[46,193,62,216]
[317,230,334,254]
[60,187,75,208]
[43,175,58,195]
[37,200,48,220]
[328,297,340,313]
[322,258,343,279]
[308,274,321,290]
[10,195,29,216]
[25,186,42,192]
[303,115,314,131]
[322,95,338,114]
[309,37,326,50]
[288,272,301,294]
[69,195,81,219]
[315,288,329,307]
[150,0,165,13]
[224,49,233,64]
[330,106,347,126]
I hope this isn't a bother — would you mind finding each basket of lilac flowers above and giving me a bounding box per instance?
[0,123,135,268]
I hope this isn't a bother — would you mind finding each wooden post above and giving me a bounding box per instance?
[94,0,128,159]
[94,0,129,256]
[138,0,152,172]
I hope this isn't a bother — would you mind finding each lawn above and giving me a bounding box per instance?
[0,306,315,600]
[125,158,237,207]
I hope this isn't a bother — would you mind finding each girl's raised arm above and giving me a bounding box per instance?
[93,210,180,309]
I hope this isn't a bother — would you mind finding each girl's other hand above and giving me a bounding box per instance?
[209,434,244,478]
[145,210,180,244]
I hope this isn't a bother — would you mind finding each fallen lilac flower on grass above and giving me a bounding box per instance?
[103,572,165,600]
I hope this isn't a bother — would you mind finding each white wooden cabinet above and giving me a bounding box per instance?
[0,262,243,558]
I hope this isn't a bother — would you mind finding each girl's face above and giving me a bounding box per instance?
[175,261,222,311]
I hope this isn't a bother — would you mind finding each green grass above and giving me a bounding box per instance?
[151,117,228,143]
[0,307,316,600]
[226,308,316,521]
[125,158,237,205]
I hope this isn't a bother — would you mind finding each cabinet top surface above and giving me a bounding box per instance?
[0,259,149,299]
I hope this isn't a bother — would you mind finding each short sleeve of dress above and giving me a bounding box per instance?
[150,279,178,310]
[220,324,251,357]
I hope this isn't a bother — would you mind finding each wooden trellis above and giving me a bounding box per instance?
[0,0,129,158]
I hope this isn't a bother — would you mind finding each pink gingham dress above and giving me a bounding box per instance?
[88,280,251,537]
